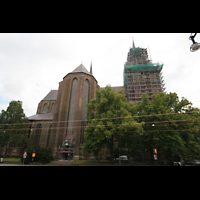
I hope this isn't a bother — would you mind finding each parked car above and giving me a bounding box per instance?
[185,160,192,165]
[185,159,200,166]
[191,160,200,166]
[114,155,130,162]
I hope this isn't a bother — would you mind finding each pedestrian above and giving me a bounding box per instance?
[181,159,185,166]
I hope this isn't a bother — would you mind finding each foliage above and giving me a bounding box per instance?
[82,85,144,162]
[135,92,200,162]
[83,88,200,163]
[0,101,30,157]
[21,146,53,164]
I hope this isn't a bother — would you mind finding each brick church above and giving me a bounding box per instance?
[28,63,101,160]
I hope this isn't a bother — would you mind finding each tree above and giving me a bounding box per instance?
[20,146,53,164]
[82,86,144,162]
[135,92,200,162]
[0,101,30,157]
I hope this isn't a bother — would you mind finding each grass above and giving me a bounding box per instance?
[75,160,150,166]
[2,158,21,162]
[1,158,152,166]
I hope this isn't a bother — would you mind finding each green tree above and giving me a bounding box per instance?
[82,86,144,162]
[135,92,200,162]
[0,101,30,157]
[20,146,53,164]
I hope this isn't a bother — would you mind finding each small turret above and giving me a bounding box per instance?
[90,61,93,75]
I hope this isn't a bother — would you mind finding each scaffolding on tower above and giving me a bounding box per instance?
[123,44,165,103]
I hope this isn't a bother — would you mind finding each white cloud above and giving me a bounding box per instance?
[0,33,200,117]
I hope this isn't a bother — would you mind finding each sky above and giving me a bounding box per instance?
[0,33,200,117]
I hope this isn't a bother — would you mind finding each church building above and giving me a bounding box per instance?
[28,63,100,160]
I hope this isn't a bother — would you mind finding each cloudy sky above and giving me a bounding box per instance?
[0,33,200,117]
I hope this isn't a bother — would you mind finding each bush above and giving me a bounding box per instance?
[21,146,53,164]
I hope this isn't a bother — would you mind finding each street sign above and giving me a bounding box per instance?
[154,154,157,160]
[32,153,36,157]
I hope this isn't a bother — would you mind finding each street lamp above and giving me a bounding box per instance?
[189,33,200,52]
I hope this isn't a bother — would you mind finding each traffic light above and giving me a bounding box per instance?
[153,148,157,154]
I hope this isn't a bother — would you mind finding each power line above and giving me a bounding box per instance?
[0,110,199,127]
[1,127,199,137]
[0,119,200,134]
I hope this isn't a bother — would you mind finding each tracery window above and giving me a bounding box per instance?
[35,124,42,146]
[51,103,55,113]
[80,79,89,144]
[66,78,78,136]
[43,103,47,113]
[46,124,52,147]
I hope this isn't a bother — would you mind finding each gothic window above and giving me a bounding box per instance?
[67,78,78,136]
[80,79,89,144]
[43,103,47,113]
[51,103,55,113]
[35,124,42,146]
[46,124,52,147]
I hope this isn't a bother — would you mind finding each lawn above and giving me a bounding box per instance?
[75,160,150,166]
[2,158,21,162]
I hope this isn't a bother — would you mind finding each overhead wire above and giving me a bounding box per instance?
[0,118,200,135]
[0,110,200,138]
[0,110,199,127]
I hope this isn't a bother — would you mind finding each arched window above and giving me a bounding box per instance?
[51,103,55,113]
[35,124,42,146]
[82,79,89,120]
[46,124,52,147]
[80,79,89,144]
[43,103,47,113]
[67,78,78,136]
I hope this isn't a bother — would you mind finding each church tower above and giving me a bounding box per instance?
[49,64,100,160]
[124,39,165,103]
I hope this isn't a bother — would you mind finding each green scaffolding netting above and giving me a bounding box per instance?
[129,47,142,56]
[124,63,163,84]
[124,74,127,84]
[124,63,163,72]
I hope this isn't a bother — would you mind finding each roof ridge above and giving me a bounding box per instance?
[42,90,58,101]
[72,63,90,75]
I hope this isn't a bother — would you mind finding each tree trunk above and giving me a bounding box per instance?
[110,135,114,163]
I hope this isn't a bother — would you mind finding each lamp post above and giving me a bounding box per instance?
[189,33,200,52]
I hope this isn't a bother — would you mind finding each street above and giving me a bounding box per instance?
[0,164,26,166]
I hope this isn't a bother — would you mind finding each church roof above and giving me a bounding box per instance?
[71,64,91,75]
[42,90,58,101]
[63,63,97,82]
[101,86,125,95]
[28,112,53,121]
[112,86,125,92]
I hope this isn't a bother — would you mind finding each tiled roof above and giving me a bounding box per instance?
[42,90,58,101]
[28,113,53,121]
[101,86,125,94]
[71,64,91,75]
